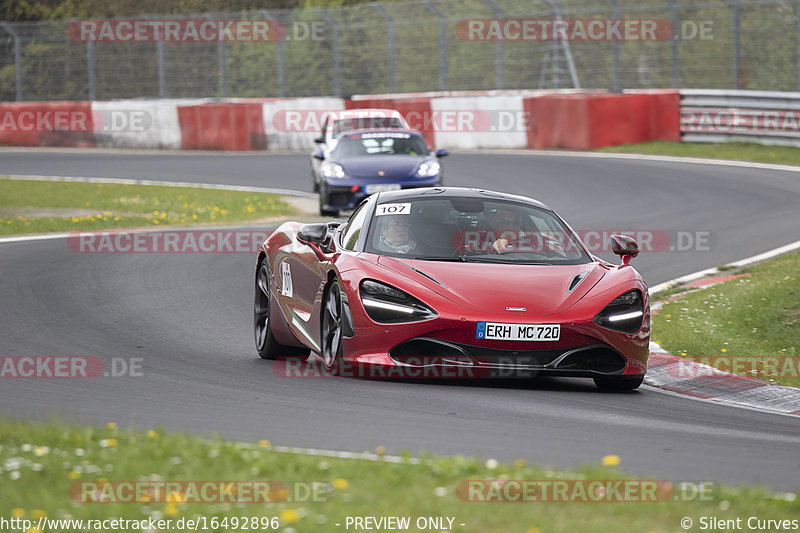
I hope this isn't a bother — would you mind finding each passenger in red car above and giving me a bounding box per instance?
[377,215,417,254]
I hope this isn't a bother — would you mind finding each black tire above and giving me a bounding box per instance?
[321,280,344,374]
[593,375,644,391]
[253,258,308,360]
[318,190,338,217]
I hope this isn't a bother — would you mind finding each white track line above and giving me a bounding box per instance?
[462,149,800,174]
[0,174,317,246]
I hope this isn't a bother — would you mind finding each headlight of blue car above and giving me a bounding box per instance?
[416,160,440,178]
[321,161,346,179]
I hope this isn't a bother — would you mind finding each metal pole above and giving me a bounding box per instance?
[732,0,740,89]
[542,0,580,89]
[610,0,620,92]
[261,9,285,97]
[372,3,395,93]
[668,0,679,88]
[424,0,447,91]
[157,40,166,97]
[0,22,23,101]
[314,8,340,96]
[206,15,227,98]
[483,0,504,90]
[87,39,96,100]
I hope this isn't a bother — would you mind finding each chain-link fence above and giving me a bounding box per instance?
[1,0,799,102]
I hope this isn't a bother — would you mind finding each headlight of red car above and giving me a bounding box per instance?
[592,289,645,333]
[359,280,437,324]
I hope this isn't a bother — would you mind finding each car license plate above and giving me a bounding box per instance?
[476,322,560,341]
[366,183,401,194]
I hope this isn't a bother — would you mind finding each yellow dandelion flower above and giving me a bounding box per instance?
[167,492,185,503]
[68,471,80,480]
[192,214,198,220]
[11,509,25,518]
[31,510,46,519]
[152,220,160,225]
[106,422,117,430]
[514,458,526,468]
[258,439,270,448]
[164,503,179,517]
[332,478,348,490]
[374,445,386,456]
[601,455,620,467]
[279,509,299,523]
[147,430,158,439]
[721,348,727,353]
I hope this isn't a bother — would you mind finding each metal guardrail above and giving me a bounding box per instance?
[3,0,800,102]
[680,89,800,147]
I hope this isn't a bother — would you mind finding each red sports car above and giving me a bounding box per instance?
[254,187,650,390]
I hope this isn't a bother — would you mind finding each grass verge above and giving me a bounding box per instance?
[0,178,296,235]
[1,419,798,533]
[600,141,800,166]
[652,251,800,388]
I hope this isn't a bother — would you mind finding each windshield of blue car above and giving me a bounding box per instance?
[364,198,592,265]
[331,117,406,139]
[333,133,429,158]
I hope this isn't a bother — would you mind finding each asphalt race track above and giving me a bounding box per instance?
[1,149,799,490]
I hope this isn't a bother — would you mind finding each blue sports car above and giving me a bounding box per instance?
[313,129,448,216]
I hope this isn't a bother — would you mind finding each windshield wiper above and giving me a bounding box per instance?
[467,257,549,265]
[410,255,467,262]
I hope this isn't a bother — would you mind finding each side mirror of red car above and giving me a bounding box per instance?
[610,234,639,265]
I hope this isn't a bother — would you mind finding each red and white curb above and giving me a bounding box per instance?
[645,342,800,416]
[646,239,800,416]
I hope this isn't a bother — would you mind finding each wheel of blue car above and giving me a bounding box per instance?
[593,375,644,391]
[254,258,308,360]
[322,280,344,374]
[318,189,339,217]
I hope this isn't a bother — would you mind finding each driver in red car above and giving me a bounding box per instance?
[489,208,523,253]
[377,215,417,254]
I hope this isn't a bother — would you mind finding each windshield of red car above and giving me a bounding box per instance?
[364,197,592,265]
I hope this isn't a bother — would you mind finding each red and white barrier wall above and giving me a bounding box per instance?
[0,89,680,151]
